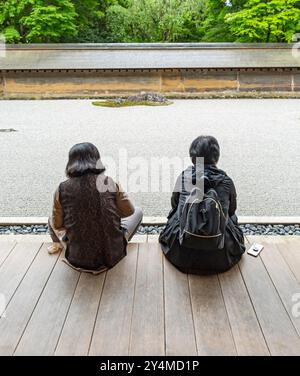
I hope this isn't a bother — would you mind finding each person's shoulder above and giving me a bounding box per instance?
[57,178,72,194]
[59,177,72,186]
[215,166,230,179]
[182,165,194,176]
[215,167,235,188]
[214,166,227,176]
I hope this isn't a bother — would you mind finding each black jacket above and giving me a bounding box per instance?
[159,165,245,274]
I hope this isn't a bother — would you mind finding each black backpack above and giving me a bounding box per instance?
[179,186,227,250]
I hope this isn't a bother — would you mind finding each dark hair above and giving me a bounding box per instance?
[66,142,105,178]
[189,136,220,165]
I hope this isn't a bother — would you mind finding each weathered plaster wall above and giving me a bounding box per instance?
[0,68,299,99]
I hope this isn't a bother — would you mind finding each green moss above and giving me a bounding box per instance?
[92,100,173,108]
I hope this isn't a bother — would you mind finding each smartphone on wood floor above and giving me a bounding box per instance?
[247,243,264,257]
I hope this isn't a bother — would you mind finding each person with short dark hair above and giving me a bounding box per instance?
[48,142,142,274]
[189,135,220,165]
[159,135,245,274]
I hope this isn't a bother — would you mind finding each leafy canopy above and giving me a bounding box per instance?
[0,0,299,43]
[0,0,77,42]
[225,0,300,42]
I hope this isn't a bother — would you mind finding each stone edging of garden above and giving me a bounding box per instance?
[1,217,300,236]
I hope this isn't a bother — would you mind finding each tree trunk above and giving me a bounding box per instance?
[266,24,271,43]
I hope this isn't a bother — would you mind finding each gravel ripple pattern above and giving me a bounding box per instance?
[1,224,300,236]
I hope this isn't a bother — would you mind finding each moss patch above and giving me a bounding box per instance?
[92,100,173,108]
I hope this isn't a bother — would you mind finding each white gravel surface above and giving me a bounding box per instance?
[0,99,299,217]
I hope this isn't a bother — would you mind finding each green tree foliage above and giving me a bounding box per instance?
[201,0,247,42]
[105,4,131,42]
[104,0,205,42]
[225,0,300,42]
[0,0,28,42]
[70,1,123,42]
[128,0,205,42]
[23,1,77,42]
[0,0,77,43]
[0,0,299,43]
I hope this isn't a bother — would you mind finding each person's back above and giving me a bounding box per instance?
[48,142,143,273]
[159,136,245,274]
[59,173,126,270]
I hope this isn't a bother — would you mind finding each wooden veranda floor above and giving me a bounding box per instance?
[0,235,300,356]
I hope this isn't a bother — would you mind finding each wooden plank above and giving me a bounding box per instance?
[0,243,59,355]
[14,253,80,355]
[130,235,147,243]
[244,234,251,245]
[89,244,138,356]
[148,234,160,243]
[164,257,197,356]
[129,243,164,356]
[55,271,106,356]
[260,237,300,337]
[0,235,51,243]
[239,244,300,355]
[219,265,269,355]
[0,241,16,267]
[278,237,300,283]
[0,242,41,315]
[189,274,237,356]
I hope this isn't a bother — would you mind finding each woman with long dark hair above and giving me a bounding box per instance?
[48,142,142,274]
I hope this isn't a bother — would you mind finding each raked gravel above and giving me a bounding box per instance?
[1,99,300,217]
[0,224,299,236]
